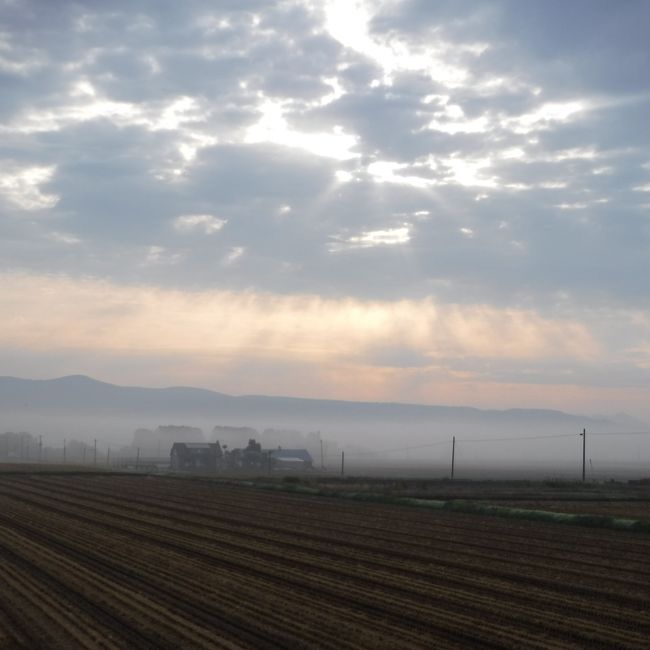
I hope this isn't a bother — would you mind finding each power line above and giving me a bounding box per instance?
[459,433,579,443]
[338,439,453,457]
[325,431,605,460]
[327,432,594,458]
[587,431,650,437]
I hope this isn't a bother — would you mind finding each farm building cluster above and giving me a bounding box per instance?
[125,425,321,473]
[170,438,314,473]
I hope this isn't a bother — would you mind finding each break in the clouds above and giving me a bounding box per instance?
[1,0,650,417]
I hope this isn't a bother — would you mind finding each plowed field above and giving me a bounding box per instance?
[0,474,649,649]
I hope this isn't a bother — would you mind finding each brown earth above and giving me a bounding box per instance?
[0,473,649,649]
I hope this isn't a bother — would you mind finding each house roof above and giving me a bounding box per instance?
[172,442,213,449]
[269,449,312,462]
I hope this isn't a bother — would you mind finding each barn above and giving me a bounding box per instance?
[269,448,313,471]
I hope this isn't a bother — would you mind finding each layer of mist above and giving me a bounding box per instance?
[1,375,648,480]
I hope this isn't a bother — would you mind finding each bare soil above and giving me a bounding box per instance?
[0,473,649,648]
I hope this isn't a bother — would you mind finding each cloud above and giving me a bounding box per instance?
[0,164,59,210]
[142,245,182,266]
[6,272,650,417]
[48,231,82,245]
[1,0,650,416]
[0,272,601,361]
[173,214,226,234]
[245,97,359,160]
[2,0,647,309]
[222,246,244,266]
[330,225,410,251]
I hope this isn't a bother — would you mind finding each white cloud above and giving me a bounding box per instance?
[539,182,567,189]
[1,90,212,169]
[335,169,354,183]
[222,246,244,266]
[143,246,182,266]
[322,0,477,87]
[245,98,359,160]
[48,231,82,245]
[318,76,346,106]
[555,203,589,210]
[502,101,587,134]
[427,102,489,134]
[443,157,496,188]
[0,165,59,210]
[367,160,437,188]
[152,96,201,131]
[330,225,410,251]
[548,148,599,162]
[173,214,226,234]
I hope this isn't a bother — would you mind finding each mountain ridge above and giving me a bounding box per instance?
[1,374,643,430]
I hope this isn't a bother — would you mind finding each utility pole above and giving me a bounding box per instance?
[106,446,111,467]
[39,435,43,463]
[136,447,140,470]
[320,438,324,470]
[63,438,66,464]
[451,436,456,480]
[341,450,345,476]
[94,439,97,466]
[580,428,586,482]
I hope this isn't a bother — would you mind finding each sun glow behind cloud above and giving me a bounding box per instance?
[323,0,477,87]
[0,272,598,361]
[5,272,638,411]
[245,98,359,160]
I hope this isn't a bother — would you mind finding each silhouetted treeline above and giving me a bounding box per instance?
[1,431,38,460]
[0,431,97,463]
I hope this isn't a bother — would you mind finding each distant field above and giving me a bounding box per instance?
[297,475,650,522]
[0,473,649,648]
[483,499,650,520]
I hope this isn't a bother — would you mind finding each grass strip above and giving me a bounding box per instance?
[401,498,650,532]
[241,481,650,533]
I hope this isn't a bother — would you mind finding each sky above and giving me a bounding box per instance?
[1,0,650,419]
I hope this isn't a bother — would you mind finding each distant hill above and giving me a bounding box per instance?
[0,374,639,435]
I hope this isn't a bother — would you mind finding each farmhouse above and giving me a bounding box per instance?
[170,442,222,471]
